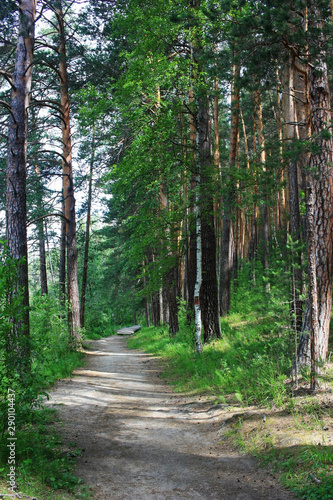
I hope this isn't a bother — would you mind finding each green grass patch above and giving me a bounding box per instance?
[0,406,94,500]
[0,292,90,499]
[0,409,80,491]
[128,310,292,406]
[261,444,333,500]
[235,400,333,500]
[129,260,294,406]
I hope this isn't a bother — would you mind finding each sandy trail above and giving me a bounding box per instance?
[48,335,295,499]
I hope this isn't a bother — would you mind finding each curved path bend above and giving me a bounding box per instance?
[48,335,295,500]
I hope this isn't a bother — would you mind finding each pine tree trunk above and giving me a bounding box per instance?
[282,61,303,333]
[145,297,151,327]
[143,263,150,327]
[80,128,95,329]
[162,284,169,325]
[220,62,240,316]
[151,292,161,326]
[5,0,36,376]
[306,56,333,362]
[197,91,221,342]
[59,197,66,303]
[255,89,269,281]
[38,219,48,295]
[34,165,48,295]
[56,0,80,345]
[276,67,287,230]
[167,266,179,335]
[298,5,333,368]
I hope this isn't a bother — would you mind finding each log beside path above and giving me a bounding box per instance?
[116,325,141,335]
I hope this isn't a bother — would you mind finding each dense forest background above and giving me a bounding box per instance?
[1,0,333,384]
[1,1,333,496]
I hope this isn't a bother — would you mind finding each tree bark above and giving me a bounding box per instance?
[197,91,221,342]
[56,0,81,345]
[80,127,95,329]
[282,61,303,334]
[59,195,66,303]
[297,5,333,369]
[34,165,48,295]
[220,62,240,316]
[5,0,36,376]
[38,219,48,295]
[306,41,333,363]
[151,291,160,326]
[194,168,203,353]
[167,265,179,335]
[254,88,269,282]
[186,88,197,322]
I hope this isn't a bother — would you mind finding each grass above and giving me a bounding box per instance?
[0,293,93,500]
[0,408,92,499]
[128,313,292,407]
[0,402,93,500]
[127,282,333,499]
[224,398,333,500]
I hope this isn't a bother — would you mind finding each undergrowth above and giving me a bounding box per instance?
[128,261,333,499]
[0,276,87,498]
[262,444,333,500]
[128,263,293,407]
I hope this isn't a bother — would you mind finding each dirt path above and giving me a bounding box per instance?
[48,336,295,500]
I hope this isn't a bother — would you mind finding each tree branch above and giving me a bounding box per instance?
[27,212,69,227]
[0,70,16,90]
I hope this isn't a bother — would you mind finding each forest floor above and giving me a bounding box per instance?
[45,335,297,500]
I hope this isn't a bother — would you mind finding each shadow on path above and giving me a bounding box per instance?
[48,336,295,500]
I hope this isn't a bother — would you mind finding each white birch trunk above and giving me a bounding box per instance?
[194,172,203,354]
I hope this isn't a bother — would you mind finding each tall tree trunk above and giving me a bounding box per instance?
[255,88,269,282]
[167,265,179,335]
[80,127,95,329]
[45,222,55,285]
[151,291,160,326]
[198,91,221,342]
[5,0,36,376]
[275,66,287,231]
[194,168,203,353]
[59,196,66,303]
[189,0,220,342]
[187,88,197,322]
[34,166,48,295]
[56,0,80,345]
[305,6,333,365]
[145,297,151,327]
[248,102,258,264]
[38,219,48,295]
[143,262,150,327]
[220,62,240,316]
[282,61,303,334]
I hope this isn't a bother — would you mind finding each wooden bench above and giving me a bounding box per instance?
[116,325,141,336]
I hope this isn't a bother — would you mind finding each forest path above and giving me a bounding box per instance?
[48,335,295,500]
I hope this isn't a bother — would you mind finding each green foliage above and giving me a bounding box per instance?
[30,294,84,386]
[260,441,333,500]
[128,263,293,406]
[0,246,84,496]
[0,409,83,493]
[76,224,143,333]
